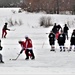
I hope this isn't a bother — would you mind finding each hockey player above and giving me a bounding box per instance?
[52,23,62,40]
[63,24,69,40]
[24,36,35,60]
[52,23,58,34]
[48,31,55,51]
[0,40,4,63]
[55,31,60,40]
[2,22,10,38]
[57,31,66,52]
[18,41,32,59]
[57,24,62,32]
[69,29,75,51]
[56,24,62,39]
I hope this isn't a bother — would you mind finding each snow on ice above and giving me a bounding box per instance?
[0,8,75,75]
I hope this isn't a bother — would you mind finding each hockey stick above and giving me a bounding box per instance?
[46,33,49,34]
[9,53,20,60]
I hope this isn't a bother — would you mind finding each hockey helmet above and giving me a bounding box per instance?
[18,40,22,44]
[5,22,8,25]
[25,35,28,39]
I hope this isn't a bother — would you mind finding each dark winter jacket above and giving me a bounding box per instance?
[52,25,58,34]
[2,25,10,31]
[48,32,55,45]
[57,25,62,32]
[63,26,69,33]
[58,33,65,45]
[70,32,75,45]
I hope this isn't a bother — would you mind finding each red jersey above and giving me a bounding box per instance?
[25,39,33,49]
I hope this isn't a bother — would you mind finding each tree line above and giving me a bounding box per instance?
[20,0,75,14]
[0,0,21,7]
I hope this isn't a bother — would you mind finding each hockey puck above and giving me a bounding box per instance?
[9,59,12,60]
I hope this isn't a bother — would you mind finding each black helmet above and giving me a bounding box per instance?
[73,29,75,32]
[18,41,22,44]
[65,24,67,26]
[5,22,8,25]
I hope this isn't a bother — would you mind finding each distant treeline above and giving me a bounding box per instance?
[0,0,21,7]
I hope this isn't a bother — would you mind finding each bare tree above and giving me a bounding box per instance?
[21,0,75,14]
